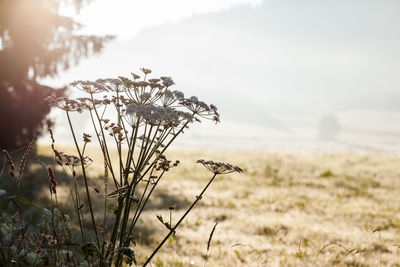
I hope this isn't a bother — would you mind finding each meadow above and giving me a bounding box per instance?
[2,73,399,266]
[35,146,400,266]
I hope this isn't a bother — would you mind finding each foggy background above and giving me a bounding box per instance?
[40,0,400,152]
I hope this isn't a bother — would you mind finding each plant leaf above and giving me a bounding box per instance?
[156,214,164,223]
[0,198,12,212]
[13,196,40,209]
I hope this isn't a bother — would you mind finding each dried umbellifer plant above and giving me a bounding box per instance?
[43,68,243,266]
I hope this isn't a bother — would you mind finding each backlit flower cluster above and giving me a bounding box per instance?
[46,68,220,127]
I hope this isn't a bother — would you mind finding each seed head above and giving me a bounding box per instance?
[180,97,220,123]
[149,78,160,84]
[131,72,141,80]
[196,159,243,175]
[161,76,175,87]
[70,80,108,94]
[2,149,15,177]
[96,78,123,92]
[59,152,92,166]
[83,133,92,143]
[48,167,57,194]
[140,68,152,75]
[45,95,84,112]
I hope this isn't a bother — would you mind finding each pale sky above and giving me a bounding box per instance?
[46,0,400,152]
[68,0,263,39]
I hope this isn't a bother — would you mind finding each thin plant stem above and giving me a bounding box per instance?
[109,121,141,256]
[89,109,119,188]
[134,120,190,187]
[143,173,218,266]
[89,95,118,188]
[105,121,139,263]
[116,124,154,263]
[66,111,100,248]
[70,180,86,243]
[125,170,166,242]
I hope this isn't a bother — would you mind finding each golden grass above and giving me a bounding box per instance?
[37,146,400,266]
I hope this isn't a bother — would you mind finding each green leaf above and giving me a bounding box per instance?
[0,195,40,211]
[164,222,172,230]
[118,247,136,265]
[108,203,118,214]
[126,233,137,247]
[167,236,174,245]
[13,196,40,209]
[63,241,82,247]
[81,242,101,258]
[156,214,164,223]
[0,198,12,212]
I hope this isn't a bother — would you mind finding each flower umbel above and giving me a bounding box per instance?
[58,152,92,167]
[70,80,108,94]
[196,159,243,175]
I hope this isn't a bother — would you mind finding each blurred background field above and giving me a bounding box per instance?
[11,146,396,266]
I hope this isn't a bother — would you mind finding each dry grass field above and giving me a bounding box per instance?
[36,147,400,266]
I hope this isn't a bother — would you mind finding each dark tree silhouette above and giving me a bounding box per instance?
[0,0,112,149]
